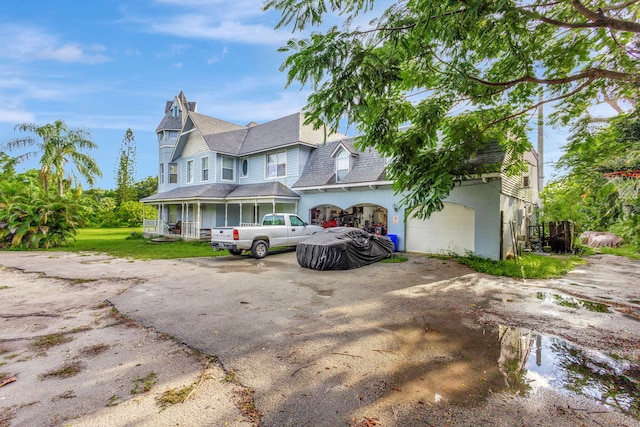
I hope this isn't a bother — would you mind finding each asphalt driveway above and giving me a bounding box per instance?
[1,250,639,426]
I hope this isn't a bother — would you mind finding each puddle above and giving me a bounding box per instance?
[383,318,639,419]
[536,292,611,313]
[316,289,334,298]
[499,327,639,418]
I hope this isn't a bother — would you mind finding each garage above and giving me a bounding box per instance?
[405,202,475,255]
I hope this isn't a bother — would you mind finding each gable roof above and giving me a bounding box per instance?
[293,138,388,189]
[465,141,505,174]
[172,110,344,159]
[172,113,247,160]
[330,140,359,158]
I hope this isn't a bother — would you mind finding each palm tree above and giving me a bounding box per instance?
[5,120,102,196]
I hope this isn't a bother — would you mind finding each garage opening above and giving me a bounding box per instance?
[310,204,389,234]
[405,202,475,255]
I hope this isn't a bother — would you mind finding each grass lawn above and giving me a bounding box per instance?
[591,245,640,260]
[452,252,587,279]
[27,228,634,278]
[46,228,221,260]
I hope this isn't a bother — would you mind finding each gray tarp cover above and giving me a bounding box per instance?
[296,227,394,270]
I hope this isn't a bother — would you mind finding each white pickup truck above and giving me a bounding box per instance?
[210,213,324,258]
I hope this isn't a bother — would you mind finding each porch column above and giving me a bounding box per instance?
[240,201,243,224]
[197,201,201,229]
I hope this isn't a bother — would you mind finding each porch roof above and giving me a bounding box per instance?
[141,181,300,203]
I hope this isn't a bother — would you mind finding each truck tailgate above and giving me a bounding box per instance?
[211,228,235,240]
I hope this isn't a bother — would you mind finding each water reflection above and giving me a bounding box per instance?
[536,292,611,313]
[498,326,639,418]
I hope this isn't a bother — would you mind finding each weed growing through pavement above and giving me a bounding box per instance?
[156,383,196,409]
[79,344,110,357]
[33,333,72,349]
[131,372,158,394]
[222,370,238,383]
[234,388,263,425]
[40,361,84,379]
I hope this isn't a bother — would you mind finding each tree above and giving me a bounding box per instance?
[4,120,102,196]
[265,0,640,216]
[135,176,158,200]
[0,168,81,249]
[115,128,137,206]
[542,115,640,244]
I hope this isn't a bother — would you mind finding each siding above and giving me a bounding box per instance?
[501,150,538,202]
[182,131,208,157]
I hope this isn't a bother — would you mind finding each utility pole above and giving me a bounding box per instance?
[537,93,544,192]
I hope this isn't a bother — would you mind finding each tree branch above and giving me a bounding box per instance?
[601,0,640,12]
[468,78,596,146]
[570,0,640,33]
[468,68,639,89]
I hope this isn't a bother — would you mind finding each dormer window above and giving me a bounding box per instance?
[336,149,350,182]
[171,103,180,117]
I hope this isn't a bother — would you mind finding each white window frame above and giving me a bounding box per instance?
[168,130,179,139]
[240,158,249,179]
[202,156,209,181]
[221,156,235,181]
[169,163,178,184]
[335,149,350,182]
[186,160,194,184]
[160,163,165,184]
[266,151,287,179]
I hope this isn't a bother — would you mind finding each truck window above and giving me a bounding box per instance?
[290,216,304,227]
[263,215,285,226]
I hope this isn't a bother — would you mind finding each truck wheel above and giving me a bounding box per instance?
[251,240,269,259]
[228,249,243,256]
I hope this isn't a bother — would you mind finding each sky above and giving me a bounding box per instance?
[1,0,569,190]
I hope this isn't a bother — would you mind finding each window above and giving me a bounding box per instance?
[160,163,165,184]
[290,215,304,226]
[263,214,285,225]
[523,176,530,188]
[336,149,350,182]
[186,160,194,183]
[171,103,180,117]
[169,163,178,184]
[168,131,179,139]
[266,151,286,178]
[240,158,248,178]
[222,157,234,181]
[202,157,209,181]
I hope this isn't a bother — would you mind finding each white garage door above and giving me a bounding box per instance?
[405,202,475,255]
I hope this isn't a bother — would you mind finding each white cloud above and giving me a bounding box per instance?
[146,15,289,45]
[155,43,192,59]
[207,47,229,64]
[5,24,110,64]
[198,89,311,123]
[0,110,35,124]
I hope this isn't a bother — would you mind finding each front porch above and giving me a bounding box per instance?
[140,182,302,241]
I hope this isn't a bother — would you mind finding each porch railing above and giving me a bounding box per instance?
[143,219,164,235]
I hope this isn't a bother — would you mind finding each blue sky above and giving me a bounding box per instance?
[1,1,568,190]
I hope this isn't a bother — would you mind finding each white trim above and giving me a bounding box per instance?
[186,159,194,184]
[201,156,210,182]
[295,180,394,192]
[221,156,235,182]
[265,150,287,180]
[240,157,249,179]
